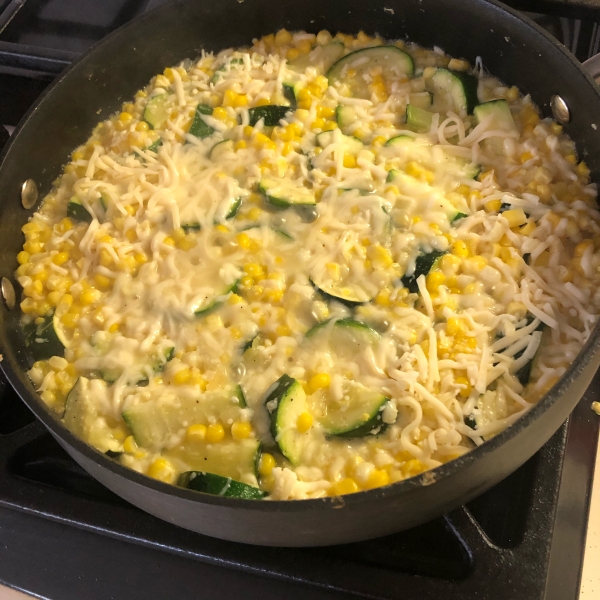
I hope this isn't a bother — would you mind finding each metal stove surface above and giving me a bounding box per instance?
[1,1,600,599]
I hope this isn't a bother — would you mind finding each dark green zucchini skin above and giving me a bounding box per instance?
[248,106,291,127]
[189,104,214,138]
[178,471,266,499]
[401,250,447,294]
[265,374,297,442]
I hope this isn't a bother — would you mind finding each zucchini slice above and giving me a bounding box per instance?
[288,42,344,75]
[401,250,447,294]
[194,279,238,316]
[311,381,391,437]
[259,178,316,208]
[473,99,517,154]
[335,105,358,131]
[452,212,468,223]
[23,312,66,360]
[189,104,215,139]
[265,374,310,466]
[406,104,433,133]
[209,139,235,160]
[248,106,291,127]
[429,69,479,115]
[143,94,170,129]
[408,91,432,109]
[63,377,122,453]
[181,222,201,233]
[512,315,546,386]
[147,138,163,153]
[123,385,247,450]
[385,134,417,147]
[178,471,266,499]
[310,278,374,307]
[210,57,244,84]
[168,439,262,483]
[67,198,93,223]
[305,318,380,349]
[327,46,414,98]
[316,130,363,153]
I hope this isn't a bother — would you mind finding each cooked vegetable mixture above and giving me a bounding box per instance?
[17,29,600,500]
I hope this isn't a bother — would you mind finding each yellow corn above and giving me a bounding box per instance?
[502,208,528,228]
[296,412,313,433]
[329,478,360,496]
[186,423,207,442]
[451,240,469,258]
[365,469,390,490]
[259,453,276,476]
[455,376,472,398]
[426,270,445,293]
[231,421,252,440]
[123,436,138,453]
[173,367,191,385]
[148,458,175,483]
[206,423,225,443]
[308,373,331,393]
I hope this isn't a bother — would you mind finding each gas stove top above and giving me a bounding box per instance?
[1,1,600,599]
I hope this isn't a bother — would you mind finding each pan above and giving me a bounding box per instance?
[1,0,600,546]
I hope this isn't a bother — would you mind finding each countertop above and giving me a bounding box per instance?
[1,437,599,600]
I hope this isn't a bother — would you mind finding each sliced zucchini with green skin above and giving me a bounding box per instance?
[100,346,174,386]
[474,99,517,154]
[225,197,242,220]
[316,131,363,153]
[236,384,247,408]
[143,94,169,129]
[288,42,344,74]
[67,198,93,223]
[240,333,260,354]
[310,278,374,307]
[210,58,244,84]
[63,377,121,452]
[429,69,479,115]
[452,212,468,223]
[386,168,400,183]
[23,313,65,360]
[408,92,433,109]
[209,139,235,160]
[168,439,261,483]
[179,471,266,499]
[123,386,247,449]
[273,228,294,240]
[312,381,391,437]
[259,178,316,208]
[306,318,380,349]
[327,46,414,99]
[181,222,201,233]
[336,105,358,131]
[189,104,215,139]
[385,135,417,147]
[282,81,302,108]
[147,138,163,153]
[105,450,123,459]
[401,250,447,294]
[406,105,433,133]
[265,374,309,466]
[248,106,291,127]
[465,414,477,430]
[194,280,238,316]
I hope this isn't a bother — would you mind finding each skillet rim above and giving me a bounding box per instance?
[1,0,600,512]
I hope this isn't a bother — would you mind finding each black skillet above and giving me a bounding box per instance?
[1,0,599,546]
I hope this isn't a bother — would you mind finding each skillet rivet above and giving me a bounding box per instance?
[21,179,38,209]
[1,278,15,310]
[550,95,570,125]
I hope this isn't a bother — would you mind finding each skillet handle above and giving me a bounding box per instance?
[582,55,600,83]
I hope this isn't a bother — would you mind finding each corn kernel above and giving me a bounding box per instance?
[365,469,391,490]
[94,274,111,289]
[502,208,528,228]
[455,376,472,398]
[231,421,252,440]
[259,453,276,476]
[148,458,176,483]
[451,240,469,258]
[17,251,30,265]
[186,423,207,442]
[243,263,265,279]
[206,423,225,443]
[173,367,191,385]
[484,199,502,212]
[343,153,357,168]
[308,373,331,393]
[236,232,251,249]
[426,270,445,293]
[330,477,360,496]
[123,436,138,453]
[80,288,100,306]
[296,411,313,433]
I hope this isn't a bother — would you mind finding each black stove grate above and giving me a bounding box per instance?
[0,369,598,600]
